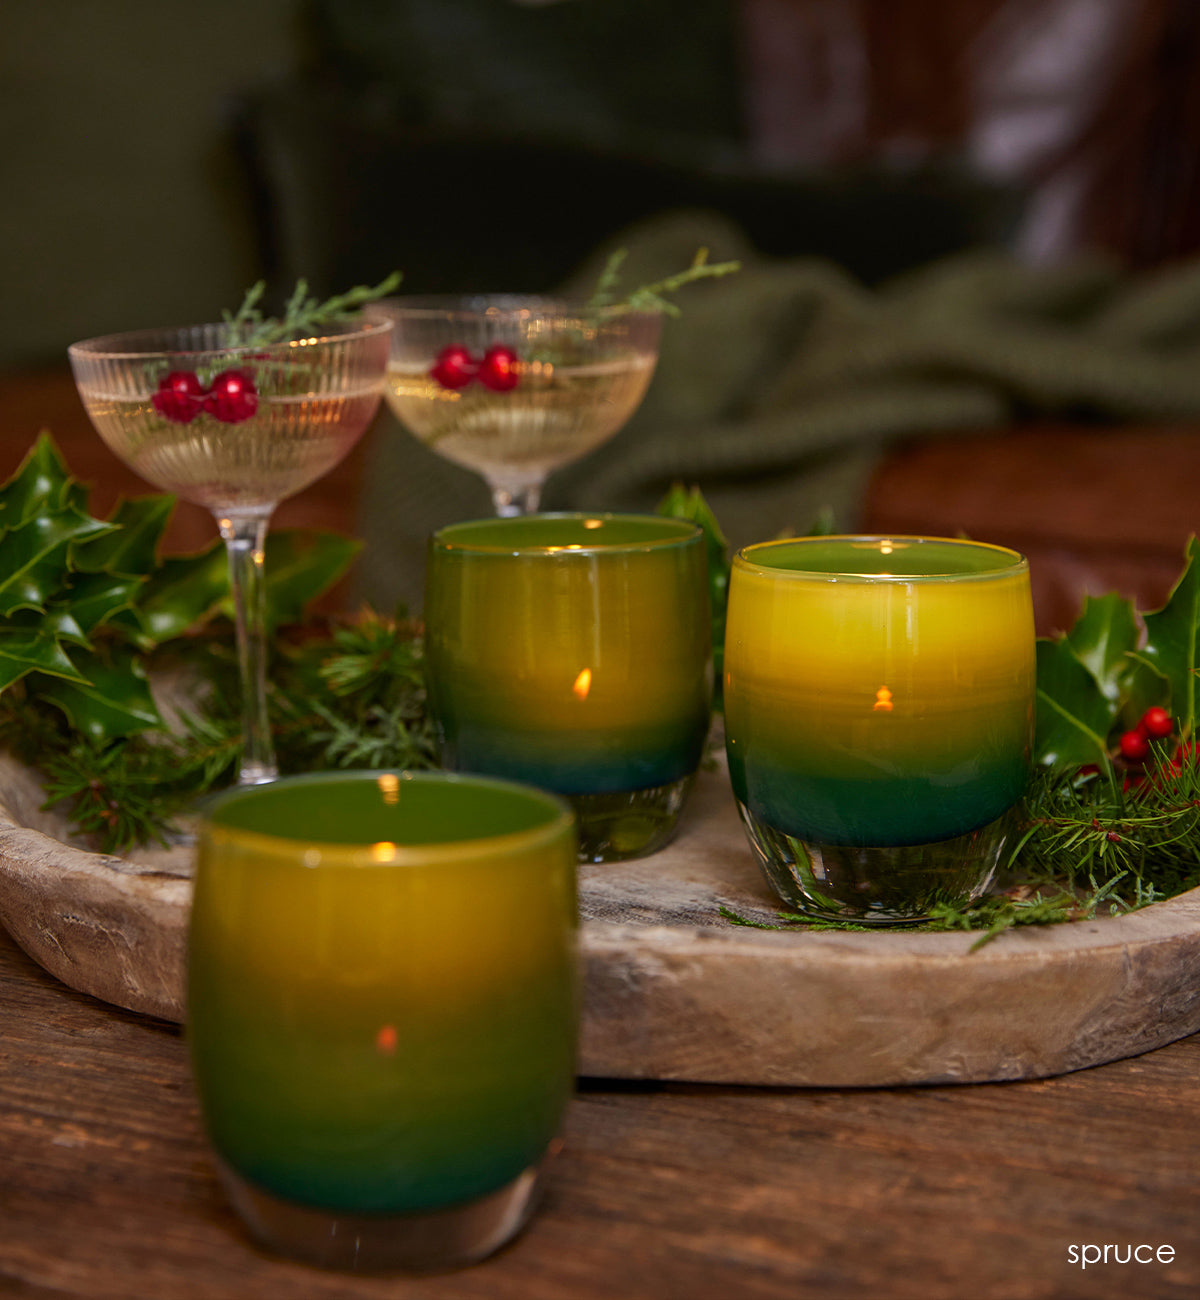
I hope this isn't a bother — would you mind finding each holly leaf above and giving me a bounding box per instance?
[1034,637,1118,768]
[29,649,163,744]
[26,604,89,649]
[0,433,75,531]
[63,572,145,636]
[0,506,114,616]
[0,628,90,692]
[1064,592,1141,704]
[238,529,360,632]
[132,543,229,647]
[74,495,175,576]
[1128,536,1200,738]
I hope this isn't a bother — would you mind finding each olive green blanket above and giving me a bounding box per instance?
[354,210,1200,612]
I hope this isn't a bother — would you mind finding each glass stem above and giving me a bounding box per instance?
[489,480,542,517]
[218,512,277,785]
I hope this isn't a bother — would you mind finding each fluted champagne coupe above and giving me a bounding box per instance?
[68,317,393,785]
[368,296,661,516]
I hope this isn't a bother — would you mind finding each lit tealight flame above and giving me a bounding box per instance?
[377,773,400,805]
[375,1024,398,1055]
[572,668,592,700]
[879,540,894,555]
[583,518,604,529]
[371,841,398,862]
[874,685,894,712]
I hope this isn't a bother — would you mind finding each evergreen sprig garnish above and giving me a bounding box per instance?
[588,247,741,316]
[223,272,402,345]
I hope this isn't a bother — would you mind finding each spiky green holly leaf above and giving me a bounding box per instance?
[64,572,145,636]
[0,506,114,617]
[132,543,229,647]
[1128,536,1200,738]
[29,649,163,744]
[1034,637,1118,768]
[0,433,75,531]
[0,628,91,692]
[26,604,88,648]
[73,495,174,576]
[237,529,361,632]
[1064,592,1141,704]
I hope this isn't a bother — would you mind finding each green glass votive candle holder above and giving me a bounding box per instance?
[187,770,578,1274]
[425,513,713,862]
[724,535,1035,924]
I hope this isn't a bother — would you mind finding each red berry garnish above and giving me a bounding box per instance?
[1141,706,1173,739]
[203,368,259,423]
[430,345,477,390]
[1119,729,1150,763]
[478,345,520,392]
[151,370,205,424]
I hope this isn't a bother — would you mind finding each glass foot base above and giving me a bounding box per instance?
[570,774,694,863]
[737,801,1012,924]
[218,1160,543,1274]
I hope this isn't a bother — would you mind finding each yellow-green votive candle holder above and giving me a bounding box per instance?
[187,770,578,1274]
[724,535,1035,923]
[425,513,713,862]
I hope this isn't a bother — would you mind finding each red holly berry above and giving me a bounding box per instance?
[151,370,205,423]
[1119,729,1150,763]
[1173,740,1198,769]
[203,369,259,423]
[430,345,477,390]
[1141,706,1173,739]
[478,345,520,392]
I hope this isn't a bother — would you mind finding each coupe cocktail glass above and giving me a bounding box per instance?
[367,296,661,516]
[724,535,1036,923]
[68,317,392,785]
[188,769,579,1273]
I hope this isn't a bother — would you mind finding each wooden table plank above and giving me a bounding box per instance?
[2,924,1200,1299]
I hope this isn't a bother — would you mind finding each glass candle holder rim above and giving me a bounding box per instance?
[67,316,394,362]
[432,511,703,557]
[366,294,664,327]
[733,533,1029,583]
[198,769,575,868]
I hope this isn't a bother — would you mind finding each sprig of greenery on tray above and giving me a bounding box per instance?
[0,434,434,852]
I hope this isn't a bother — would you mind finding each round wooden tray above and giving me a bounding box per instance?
[2,752,1199,1087]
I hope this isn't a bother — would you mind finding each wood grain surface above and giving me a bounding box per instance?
[5,749,1200,1088]
[2,923,1199,1300]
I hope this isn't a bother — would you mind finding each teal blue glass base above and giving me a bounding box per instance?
[219,1156,545,1274]
[437,720,705,797]
[737,800,1013,924]
[726,749,1026,848]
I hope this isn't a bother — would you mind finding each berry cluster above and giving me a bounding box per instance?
[1118,706,1173,763]
[1114,706,1200,790]
[430,345,520,393]
[151,368,259,425]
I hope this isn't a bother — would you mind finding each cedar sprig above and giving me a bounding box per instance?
[224,272,402,345]
[589,247,741,316]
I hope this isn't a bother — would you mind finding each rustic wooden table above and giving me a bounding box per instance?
[2,923,1198,1300]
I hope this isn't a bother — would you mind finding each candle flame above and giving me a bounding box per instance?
[371,841,397,861]
[573,668,592,699]
[375,1024,398,1055]
[874,685,894,712]
[376,773,400,804]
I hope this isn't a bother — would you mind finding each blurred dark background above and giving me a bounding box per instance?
[6,0,1200,367]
